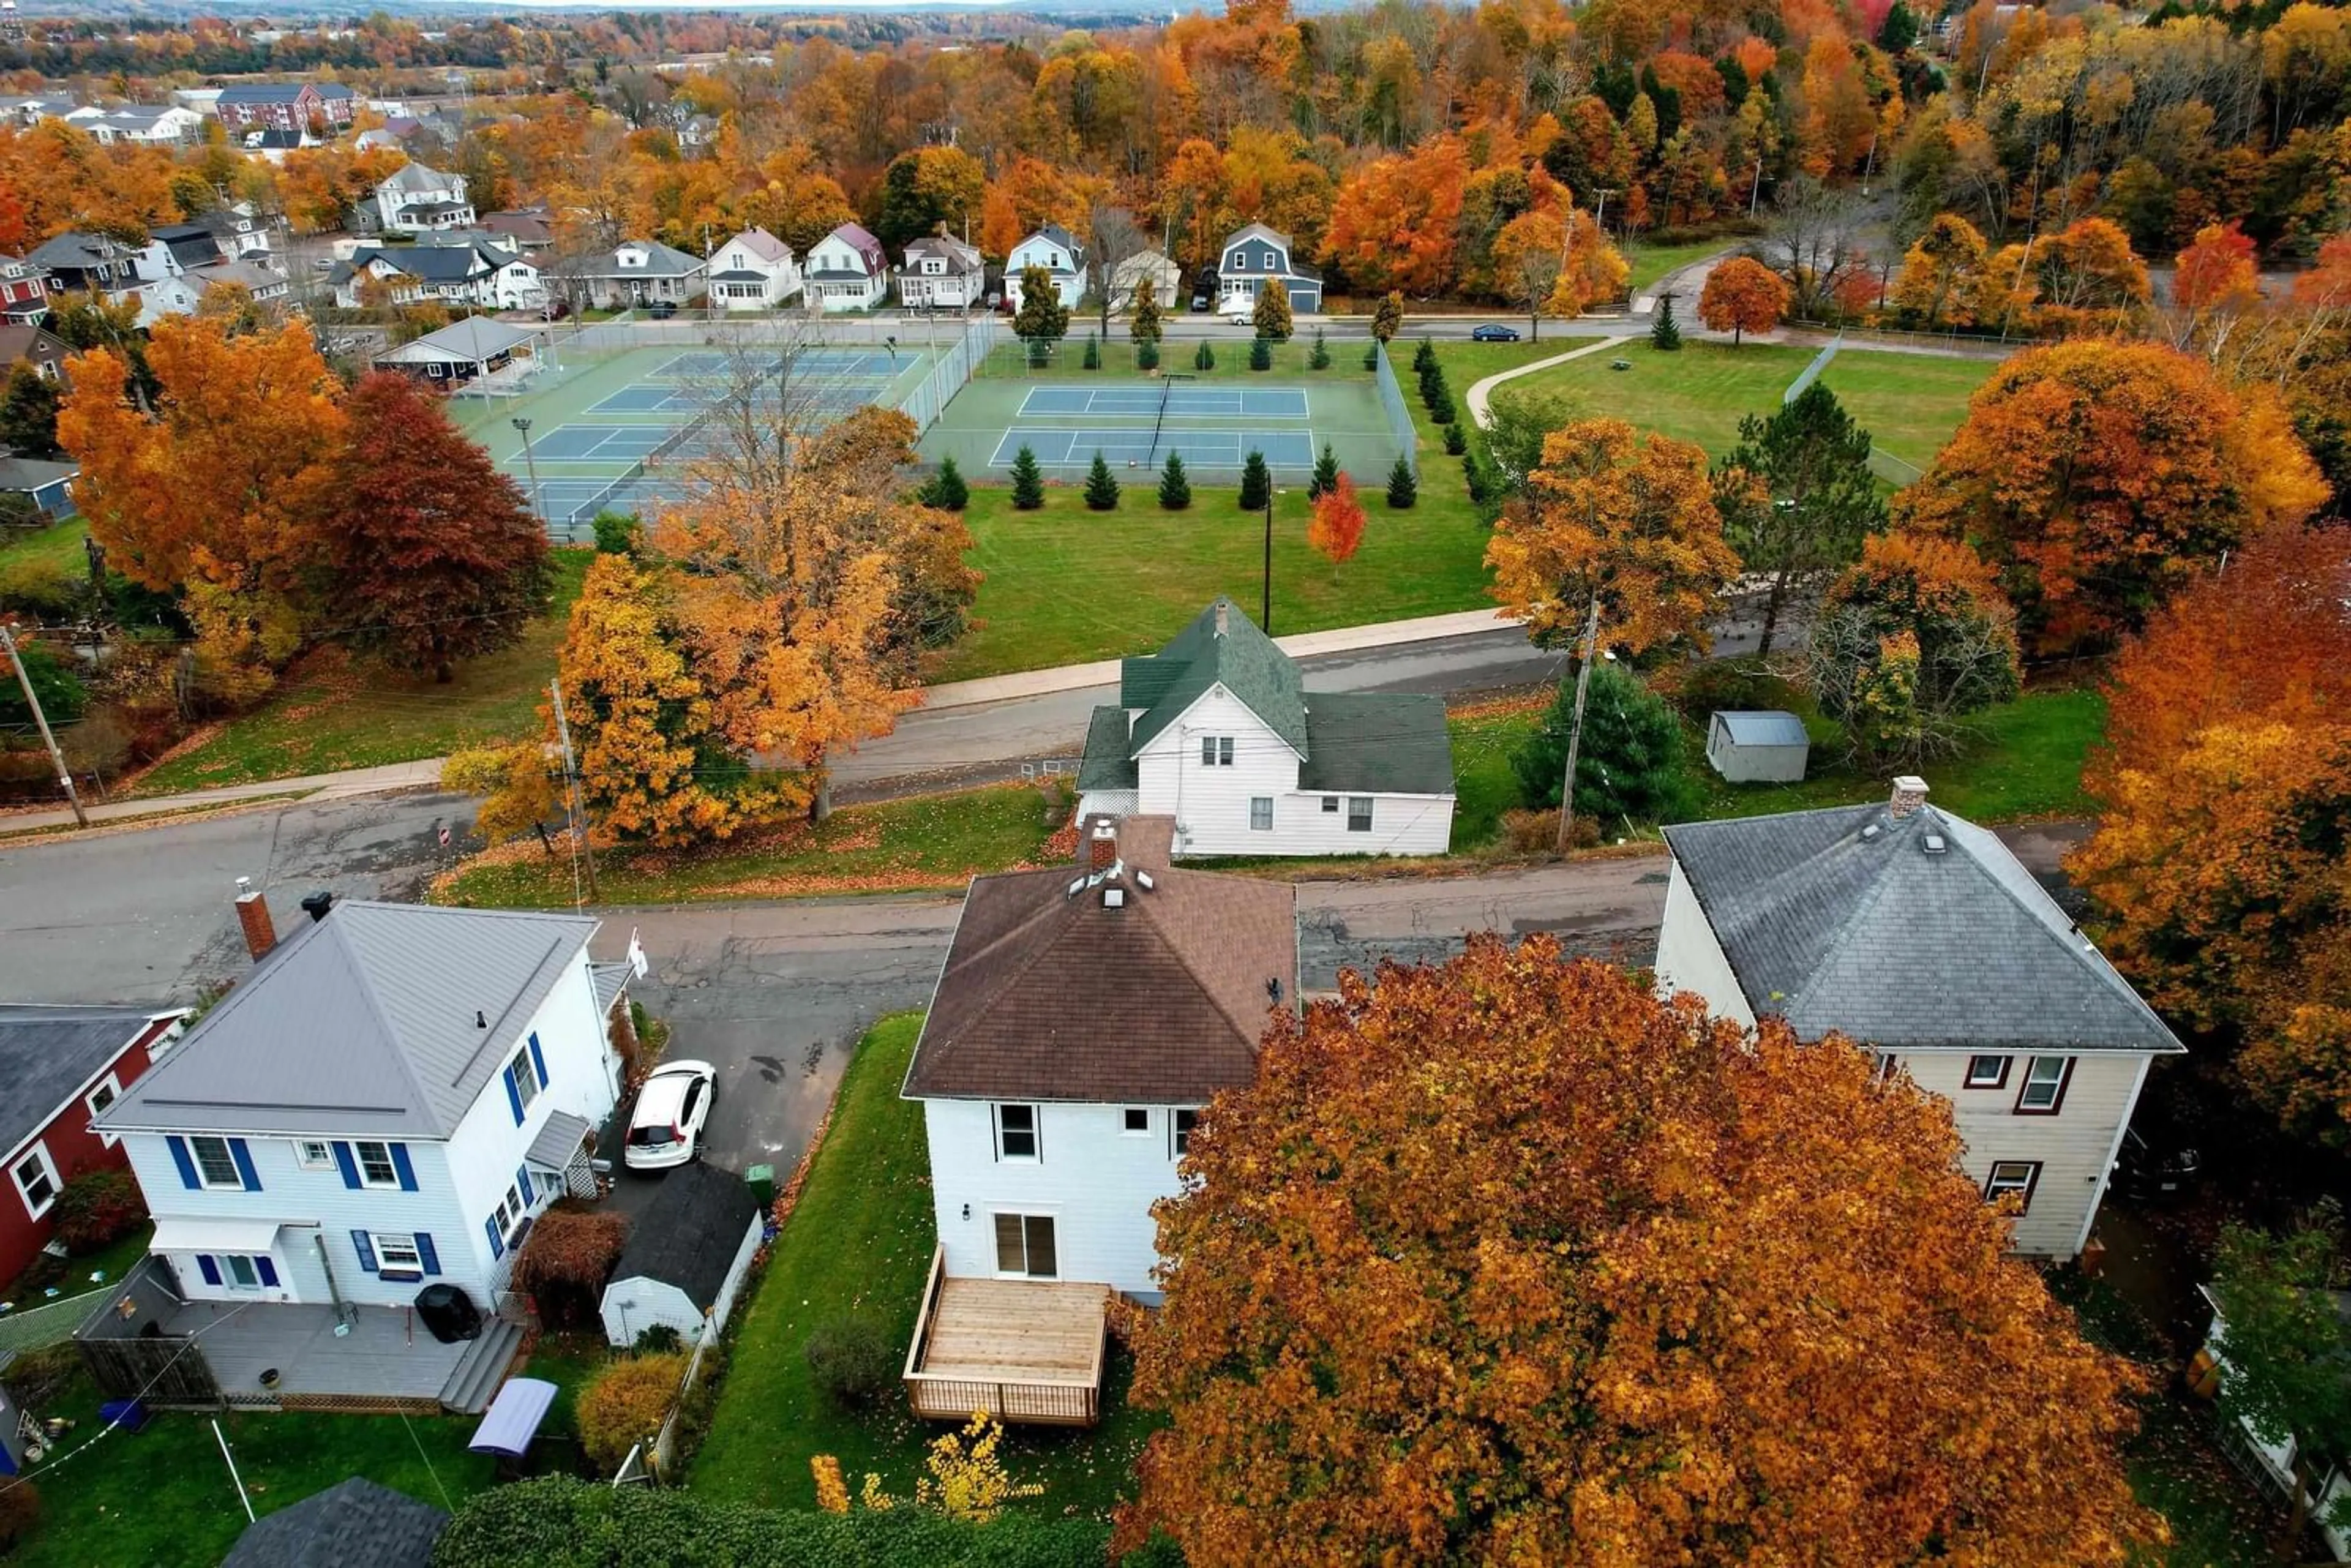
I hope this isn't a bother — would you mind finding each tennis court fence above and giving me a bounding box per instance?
[897,316,1005,435]
[1373,340,1418,482]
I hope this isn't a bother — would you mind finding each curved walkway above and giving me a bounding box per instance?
[1464,336,1633,429]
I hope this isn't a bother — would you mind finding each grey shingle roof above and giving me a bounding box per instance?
[0,1006,173,1157]
[527,1108,591,1169]
[608,1161,759,1311]
[1662,803,2186,1054]
[354,244,492,284]
[588,241,703,278]
[1122,597,1307,757]
[1077,705,1139,792]
[99,902,598,1139]
[222,1476,446,1567]
[1712,710,1809,748]
[1295,692,1453,795]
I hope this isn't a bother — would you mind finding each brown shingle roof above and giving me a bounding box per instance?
[902,817,1295,1103]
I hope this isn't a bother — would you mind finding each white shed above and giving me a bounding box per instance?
[1706,710,1810,783]
[599,1163,763,1349]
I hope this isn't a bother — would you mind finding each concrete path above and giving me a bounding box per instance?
[0,757,448,837]
[1464,336,1632,429]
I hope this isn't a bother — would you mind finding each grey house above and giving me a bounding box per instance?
[1216,222,1323,315]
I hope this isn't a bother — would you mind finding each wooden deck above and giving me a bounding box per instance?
[903,1245,1108,1427]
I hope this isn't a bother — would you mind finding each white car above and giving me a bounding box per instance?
[1220,294,1256,323]
[624,1060,716,1170]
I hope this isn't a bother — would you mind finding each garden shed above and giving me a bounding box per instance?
[1706,710,1810,784]
[598,1163,762,1349]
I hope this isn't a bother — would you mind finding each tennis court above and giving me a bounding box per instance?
[1017,385,1310,419]
[525,423,679,462]
[993,427,1319,469]
[651,348,906,380]
[588,383,713,415]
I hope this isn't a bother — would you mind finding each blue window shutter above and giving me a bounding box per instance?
[528,1032,548,1089]
[331,1141,360,1189]
[415,1234,440,1276]
[197,1255,221,1286]
[167,1135,199,1190]
[228,1138,260,1191]
[516,1165,534,1206]
[503,1068,523,1125]
[391,1143,417,1191]
[351,1230,377,1273]
[255,1256,279,1288]
[484,1215,504,1260]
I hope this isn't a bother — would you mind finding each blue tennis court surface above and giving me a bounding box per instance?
[651,348,904,380]
[590,384,710,415]
[527,423,676,460]
[1018,386,1309,419]
[993,427,1317,469]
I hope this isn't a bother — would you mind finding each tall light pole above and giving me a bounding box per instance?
[512,416,544,527]
[1261,487,1275,633]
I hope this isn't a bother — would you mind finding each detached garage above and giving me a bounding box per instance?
[1706,710,1811,784]
[599,1163,763,1349]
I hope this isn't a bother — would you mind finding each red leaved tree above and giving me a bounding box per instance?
[1307,473,1365,568]
[1698,255,1793,344]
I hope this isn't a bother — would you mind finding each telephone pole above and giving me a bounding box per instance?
[1553,596,1602,856]
[549,678,598,902]
[1,622,86,828]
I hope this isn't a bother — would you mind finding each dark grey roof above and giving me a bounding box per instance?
[1295,693,1453,795]
[222,1477,447,1568]
[1712,710,1809,748]
[708,268,768,283]
[590,961,631,1017]
[0,456,77,492]
[99,902,598,1139]
[250,129,304,149]
[1077,705,1139,792]
[608,1162,759,1311]
[0,1006,173,1157]
[1121,597,1306,757]
[806,268,871,282]
[589,241,703,278]
[527,1108,591,1169]
[217,83,317,106]
[26,233,124,270]
[1661,803,2186,1054]
[360,245,490,283]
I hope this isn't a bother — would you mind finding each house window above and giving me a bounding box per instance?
[190,1134,244,1189]
[493,1182,531,1241]
[1123,1108,1150,1135]
[354,1139,401,1188]
[1262,249,1276,268]
[373,1234,424,1275]
[225,1254,262,1289]
[1348,797,1374,832]
[1984,1161,2040,1212]
[507,1045,539,1114]
[996,1104,1038,1161]
[85,1075,119,1119]
[12,1144,58,1218]
[2015,1056,2071,1114]
[993,1213,1057,1278]
[1173,1109,1200,1157]
[1201,736,1234,767]
[1250,797,1273,831]
[1321,796,1338,812]
[1963,1055,2011,1089]
[294,1139,336,1170]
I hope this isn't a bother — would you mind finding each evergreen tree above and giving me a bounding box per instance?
[1878,0,1921,52]
[1239,449,1272,511]
[1429,388,1457,425]
[1084,451,1121,511]
[590,509,642,555]
[1310,444,1340,499]
[1444,422,1468,456]
[1413,337,1438,375]
[1714,383,1883,655]
[1137,339,1160,372]
[1249,335,1273,371]
[0,365,62,459]
[1194,340,1216,372]
[924,454,970,511]
[1373,291,1404,343]
[1511,663,1697,825]
[1309,328,1331,370]
[1253,283,1294,342]
[1130,276,1164,342]
[1010,444,1045,510]
[1082,334,1101,370]
[1159,452,1192,509]
[1013,265,1070,347]
[1651,291,1684,351]
[1386,454,1417,509]
[1362,343,1381,372]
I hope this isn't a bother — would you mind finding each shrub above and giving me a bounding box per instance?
[0,555,80,620]
[1658,659,1799,723]
[632,1323,684,1356]
[1362,343,1380,372]
[1136,339,1160,372]
[1024,337,1051,369]
[1502,806,1598,852]
[804,1316,898,1408]
[1084,451,1120,511]
[1081,335,1100,370]
[590,510,641,555]
[577,1351,686,1472]
[1444,421,1468,456]
[51,1169,146,1254]
[511,1208,629,1331]
[1308,328,1330,370]
[1385,454,1417,509]
[923,456,969,511]
[1009,445,1044,510]
[1510,664,1697,828]
[1193,340,1215,372]
[1430,391,1456,425]
[1248,335,1273,371]
[1413,337,1437,374]
[0,1479,37,1554]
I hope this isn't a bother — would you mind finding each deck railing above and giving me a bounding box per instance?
[902,1244,1105,1428]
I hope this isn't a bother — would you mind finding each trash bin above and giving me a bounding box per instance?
[744,1164,775,1208]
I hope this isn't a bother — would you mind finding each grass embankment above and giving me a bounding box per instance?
[692,1015,1159,1520]
[129,550,592,797]
[1621,238,1732,294]
[0,517,91,579]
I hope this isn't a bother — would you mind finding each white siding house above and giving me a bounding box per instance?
[706,227,801,310]
[373,163,475,234]
[804,223,887,312]
[898,234,984,309]
[1005,224,1087,311]
[1078,598,1455,858]
[1653,778,2185,1260]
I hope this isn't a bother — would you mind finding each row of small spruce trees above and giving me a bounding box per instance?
[981,444,1415,512]
[1070,327,1338,374]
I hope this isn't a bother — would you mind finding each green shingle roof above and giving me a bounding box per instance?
[1077,706,1139,791]
[1121,598,1307,758]
[1296,693,1455,795]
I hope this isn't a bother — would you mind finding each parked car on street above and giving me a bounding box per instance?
[1471,323,1522,341]
[648,299,678,319]
[624,1059,716,1170]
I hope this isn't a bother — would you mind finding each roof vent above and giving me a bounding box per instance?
[1067,876,1087,899]
[1134,870,1155,892]
[1103,887,1125,909]
[1860,823,1881,842]
[1922,833,1949,856]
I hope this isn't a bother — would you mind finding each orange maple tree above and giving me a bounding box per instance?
[2173,220,2262,317]
[1319,133,1471,297]
[1697,254,1793,343]
[1306,472,1365,566]
[1895,339,2327,654]
[1117,936,2161,1566]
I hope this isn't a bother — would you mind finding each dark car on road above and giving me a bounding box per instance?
[1471,323,1522,342]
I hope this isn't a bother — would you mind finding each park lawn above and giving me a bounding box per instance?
[1622,238,1731,294]
[1473,339,1995,470]
[928,480,1493,683]
[129,549,592,797]
[691,1014,1160,1520]
[436,781,1066,909]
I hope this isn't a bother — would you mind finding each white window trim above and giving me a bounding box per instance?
[372,1234,423,1272]
[189,1133,244,1190]
[1172,1108,1199,1158]
[1963,1054,2009,1088]
[12,1141,59,1218]
[1250,797,1273,831]
[294,1139,336,1171]
[508,1045,539,1113]
[353,1139,402,1190]
[1122,1108,1151,1136]
[992,1210,1059,1279]
[225,1253,262,1290]
[2018,1056,2069,1112]
[84,1073,121,1146]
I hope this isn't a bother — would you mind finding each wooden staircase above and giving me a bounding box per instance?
[437,1318,526,1414]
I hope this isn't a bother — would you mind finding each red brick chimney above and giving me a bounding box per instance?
[1889,776,1930,820]
[234,877,277,962]
[1087,818,1118,871]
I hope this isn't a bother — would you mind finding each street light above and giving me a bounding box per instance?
[1261,487,1286,633]
[512,417,544,527]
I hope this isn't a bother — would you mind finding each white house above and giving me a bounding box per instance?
[1109,247,1183,314]
[1652,778,2186,1260]
[902,815,1297,1304]
[373,162,474,234]
[1217,221,1323,314]
[93,105,205,146]
[94,894,628,1321]
[1077,598,1455,858]
[705,226,801,311]
[803,223,887,312]
[598,1162,762,1349]
[331,242,542,313]
[1004,223,1087,312]
[897,233,984,309]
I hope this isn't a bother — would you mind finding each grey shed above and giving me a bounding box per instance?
[1706,710,1810,783]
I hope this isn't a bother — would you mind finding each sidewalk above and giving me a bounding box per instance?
[0,757,446,838]
[1464,337,1631,429]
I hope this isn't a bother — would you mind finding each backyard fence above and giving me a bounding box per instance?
[896,315,1005,436]
[0,1287,112,1357]
[1373,340,1419,482]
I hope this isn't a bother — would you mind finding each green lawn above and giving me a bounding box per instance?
[0,1223,154,1312]
[692,1015,1160,1521]
[437,781,1065,909]
[0,517,90,576]
[1622,238,1732,294]
[129,550,591,797]
[1448,701,1543,850]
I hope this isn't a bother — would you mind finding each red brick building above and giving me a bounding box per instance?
[213,81,354,134]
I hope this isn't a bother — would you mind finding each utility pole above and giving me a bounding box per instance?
[549,677,598,902]
[1,622,86,828]
[1749,158,1766,217]
[1553,596,1602,856]
[1261,489,1275,634]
